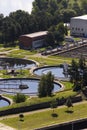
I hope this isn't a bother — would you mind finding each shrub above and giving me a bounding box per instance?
[19,113,24,121]
[13,93,26,103]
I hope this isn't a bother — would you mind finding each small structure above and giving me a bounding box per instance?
[19,84,29,90]
[65,36,74,42]
[63,62,68,77]
[19,31,48,49]
[70,15,87,37]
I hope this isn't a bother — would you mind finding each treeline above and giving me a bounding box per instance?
[0,0,87,46]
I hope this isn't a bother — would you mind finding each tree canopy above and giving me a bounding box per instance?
[68,56,87,91]
[0,0,87,46]
[38,71,54,97]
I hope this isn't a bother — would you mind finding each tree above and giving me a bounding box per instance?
[13,93,26,103]
[60,9,76,23]
[55,23,65,44]
[46,31,55,47]
[0,13,4,30]
[65,97,73,110]
[19,113,24,121]
[83,68,87,86]
[2,16,21,45]
[61,0,68,9]
[50,99,58,114]
[68,59,79,83]
[9,10,32,34]
[78,55,86,71]
[0,14,4,43]
[81,0,87,14]
[38,72,54,97]
[46,23,66,47]
[72,1,81,15]
[45,71,54,96]
[68,56,87,92]
[38,75,47,97]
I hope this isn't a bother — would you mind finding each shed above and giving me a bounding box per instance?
[19,31,48,49]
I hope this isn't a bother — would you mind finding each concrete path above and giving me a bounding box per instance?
[0,123,16,130]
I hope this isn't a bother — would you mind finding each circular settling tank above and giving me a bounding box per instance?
[0,57,36,70]
[34,66,69,80]
[0,78,61,95]
[0,99,9,107]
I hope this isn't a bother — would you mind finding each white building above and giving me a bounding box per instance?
[70,15,87,37]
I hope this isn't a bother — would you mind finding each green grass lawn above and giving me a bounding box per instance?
[60,81,73,90]
[1,101,87,130]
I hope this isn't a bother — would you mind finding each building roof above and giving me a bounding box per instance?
[22,31,48,38]
[72,15,87,20]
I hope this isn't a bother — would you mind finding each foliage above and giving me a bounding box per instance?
[0,0,87,47]
[46,23,66,47]
[81,0,87,14]
[19,113,24,121]
[38,72,54,97]
[65,96,73,108]
[50,99,58,113]
[68,56,87,91]
[2,16,21,46]
[68,59,79,83]
[13,93,26,103]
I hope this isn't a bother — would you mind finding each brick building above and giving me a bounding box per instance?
[19,31,48,49]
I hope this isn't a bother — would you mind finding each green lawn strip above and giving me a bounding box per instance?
[7,49,37,58]
[0,47,12,52]
[49,55,73,61]
[0,47,73,65]
[0,68,32,78]
[3,94,29,101]
[3,94,14,100]
[60,81,73,90]
[0,47,79,66]
[28,56,72,66]
[1,101,87,130]
[55,90,77,99]
[0,90,77,111]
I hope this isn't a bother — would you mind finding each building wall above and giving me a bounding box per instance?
[70,18,87,37]
[19,36,32,49]
[32,39,46,48]
[19,34,47,49]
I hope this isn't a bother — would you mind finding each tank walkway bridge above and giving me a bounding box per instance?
[43,41,87,58]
